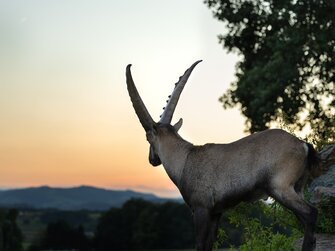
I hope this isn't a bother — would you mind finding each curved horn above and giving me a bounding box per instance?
[126,64,155,132]
[159,60,202,124]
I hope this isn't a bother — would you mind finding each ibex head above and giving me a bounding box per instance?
[126,60,202,166]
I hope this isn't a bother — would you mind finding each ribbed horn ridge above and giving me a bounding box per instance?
[126,64,155,132]
[159,60,202,124]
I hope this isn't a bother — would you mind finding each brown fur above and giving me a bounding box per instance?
[125,62,320,251]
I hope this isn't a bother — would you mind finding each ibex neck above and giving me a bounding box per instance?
[158,134,192,187]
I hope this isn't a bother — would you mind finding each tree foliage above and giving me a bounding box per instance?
[205,0,335,136]
[28,220,92,251]
[215,201,302,250]
[94,199,195,250]
[0,209,23,251]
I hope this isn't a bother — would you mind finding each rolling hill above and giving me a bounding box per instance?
[0,185,178,210]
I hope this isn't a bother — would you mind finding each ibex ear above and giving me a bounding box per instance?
[173,118,183,132]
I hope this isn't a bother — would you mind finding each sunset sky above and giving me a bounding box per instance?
[0,0,247,197]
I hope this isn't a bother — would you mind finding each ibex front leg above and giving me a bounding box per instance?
[194,208,221,251]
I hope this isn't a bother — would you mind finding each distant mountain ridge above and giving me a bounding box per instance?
[0,186,178,211]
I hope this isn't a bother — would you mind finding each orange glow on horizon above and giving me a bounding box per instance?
[0,0,245,198]
[0,117,180,197]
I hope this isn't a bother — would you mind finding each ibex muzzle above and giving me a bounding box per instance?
[125,61,322,251]
[148,145,161,166]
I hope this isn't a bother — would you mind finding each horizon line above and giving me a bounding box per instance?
[0,184,182,199]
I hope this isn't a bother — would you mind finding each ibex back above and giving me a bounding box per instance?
[125,61,321,251]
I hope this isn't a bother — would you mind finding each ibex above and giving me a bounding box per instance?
[125,60,322,251]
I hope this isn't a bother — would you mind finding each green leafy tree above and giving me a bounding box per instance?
[205,0,335,137]
[28,220,92,251]
[0,209,23,251]
[94,199,195,250]
[94,199,157,251]
[155,202,194,248]
[94,208,126,251]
